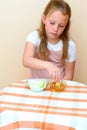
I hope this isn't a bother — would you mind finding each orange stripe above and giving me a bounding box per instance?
[2,85,87,93]
[9,81,87,88]
[11,81,26,84]
[8,84,87,89]
[8,84,29,89]
[0,121,75,130]
[1,92,87,102]
[0,107,6,112]
[0,101,44,109]
[0,101,87,112]
[0,107,87,118]
[67,86,87,89]
[41,92,53,129]
[16,81,25,84]
[64,89,87,93]
[1,101,87,112]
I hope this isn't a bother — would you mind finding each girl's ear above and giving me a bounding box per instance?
[41,15,46,24]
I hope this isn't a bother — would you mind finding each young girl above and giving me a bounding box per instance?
[22,0,76,82]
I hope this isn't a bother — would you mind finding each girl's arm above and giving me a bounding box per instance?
[22,42,61,81]
[22,42,50,69]
[63,61,76,80]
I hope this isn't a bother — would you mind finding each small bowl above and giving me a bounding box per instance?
[26,79,47,92]
[47,81,66,92]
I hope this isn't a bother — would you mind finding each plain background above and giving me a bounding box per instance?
[0,0,87,89]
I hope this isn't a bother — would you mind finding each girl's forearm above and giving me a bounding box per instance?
[23,57,49,70]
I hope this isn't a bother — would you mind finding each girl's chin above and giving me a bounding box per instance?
[50,33,58,38]
[49,35,58,40]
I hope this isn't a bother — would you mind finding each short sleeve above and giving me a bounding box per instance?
[25,30,40,46]
[66,39,76,62]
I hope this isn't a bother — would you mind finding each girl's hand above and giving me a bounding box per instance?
[46,62,61,82]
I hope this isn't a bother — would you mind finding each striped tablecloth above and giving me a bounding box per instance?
[0,80,87,130]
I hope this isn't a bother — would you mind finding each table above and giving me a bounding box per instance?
[0,79,87,130]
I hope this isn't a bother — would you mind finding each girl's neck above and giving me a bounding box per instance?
[48,38,61,45]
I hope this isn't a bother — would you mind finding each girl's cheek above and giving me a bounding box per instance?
[45,24,51,31]
[59,28,65,33]
[45,25,50,31]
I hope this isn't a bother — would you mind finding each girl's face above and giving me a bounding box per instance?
[42,10,69,44]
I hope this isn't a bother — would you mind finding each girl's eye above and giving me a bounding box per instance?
[59,25,64,28]
[49,21,55,25]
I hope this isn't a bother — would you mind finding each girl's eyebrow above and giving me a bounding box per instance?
[49,19,55,22]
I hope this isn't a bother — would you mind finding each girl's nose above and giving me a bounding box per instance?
[53,25,58,32]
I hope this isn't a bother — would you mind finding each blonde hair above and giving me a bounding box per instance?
[38,0,71,60]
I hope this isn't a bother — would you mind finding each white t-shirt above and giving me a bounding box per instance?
[25,30,76,79]
[26,30,76,62]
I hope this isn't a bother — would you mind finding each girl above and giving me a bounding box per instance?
[22,0,76,81]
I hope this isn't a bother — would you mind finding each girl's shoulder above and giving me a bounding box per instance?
[29,30,39,35]
[26,30,39,40]
[67,39,76,62]
[68,39,76,47]
[26,30,40,46]
[68,39,76,54]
